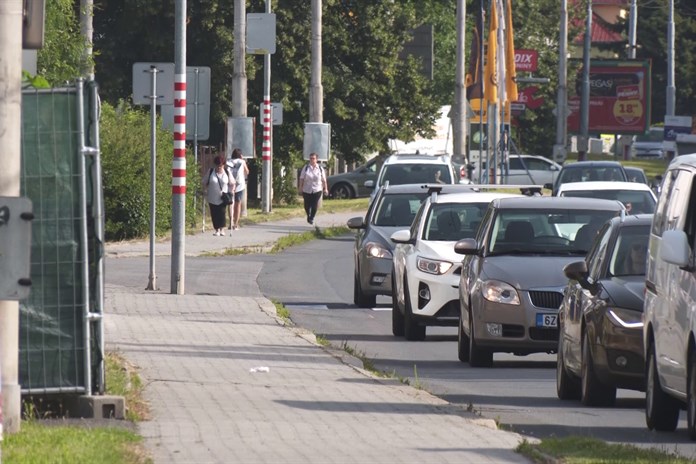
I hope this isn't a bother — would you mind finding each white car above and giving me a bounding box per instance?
[472,154,561,186]
[389,189,521,340]
[557,181,657,215]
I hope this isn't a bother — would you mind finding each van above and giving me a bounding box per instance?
[643,153,696,439]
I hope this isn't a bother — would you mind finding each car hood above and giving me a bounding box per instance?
[481,256,579,290]
[603,276,645,311]
[365,225,409,250]
[417,240,460,262]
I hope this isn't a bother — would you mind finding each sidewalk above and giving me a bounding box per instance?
[104,208,533,463]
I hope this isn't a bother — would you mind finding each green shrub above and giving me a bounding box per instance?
[100,101,200,240]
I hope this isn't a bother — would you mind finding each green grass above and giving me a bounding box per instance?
[272,300,292,322]
[1,421,149,464]
[518,436,694,463]
[269,226,350,254]
[105,352,149,422]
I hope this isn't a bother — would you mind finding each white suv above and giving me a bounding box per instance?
[389,187,520,340]
[643,153,696,439]
[366,153,457,201]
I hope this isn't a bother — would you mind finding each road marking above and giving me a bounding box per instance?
[370,307,392,311]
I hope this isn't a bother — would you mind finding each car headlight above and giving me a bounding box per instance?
[416,256,453,275]
[365,242,392,259]
[481,280,520,305]
[607,307,643,329]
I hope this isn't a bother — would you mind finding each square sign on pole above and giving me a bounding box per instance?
[303,123,331,161]
[132,62,175,105]
[161,66,211,140]
[0,197,33,300]
[247,13,276,54]
[259,102,283,125]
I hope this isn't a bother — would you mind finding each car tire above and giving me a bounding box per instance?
[556,332,581,400]
[468,314,493,367]
[581,331,616,406]
[457,314,470,363]
[353,272,376,308]
[403,274,426,341]
[689,353,696,440]
[391,272,404,337]
[645,341,680,431]
[330,183,354,200]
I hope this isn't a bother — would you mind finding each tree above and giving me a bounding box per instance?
[36,0,84,85]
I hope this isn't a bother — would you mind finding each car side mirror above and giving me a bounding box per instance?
[346,216,366,229]
[364,180,375,189]
[563,260,599,294]
[390,229,414,244]
[660,229,692,270]
[454,238,479,255]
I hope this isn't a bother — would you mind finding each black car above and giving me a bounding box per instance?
[545,161,628,195]
[556,213,652,406]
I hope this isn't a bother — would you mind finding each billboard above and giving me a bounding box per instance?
[567,60,651,135]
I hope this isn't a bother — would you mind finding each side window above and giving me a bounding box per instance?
[508,158,522,170]
[666,170,693,231]
[651,169,676,236]
[411,201,427,240]
[477,206,494,244]
[587,223,612,280]
[683,176,696,248]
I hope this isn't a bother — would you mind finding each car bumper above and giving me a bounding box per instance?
[358,255,393,296]
[408,268,461,324]
[590,318,645,391]
[470,289,560,354]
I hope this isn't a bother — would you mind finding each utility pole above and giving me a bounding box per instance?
[628,0,637,60]
[666,0,675,116]
[578,0,592,161]
[553,0,568,163]
[452,0,466,164]
[171,0,187,294]
[0,0,23,434]
[80,0,94,79]
[261,0,273,213]
[233,0,248,119]
[309,0,323,123]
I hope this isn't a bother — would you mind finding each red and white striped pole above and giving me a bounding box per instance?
[261,96,272,213]
[171,0,186,294]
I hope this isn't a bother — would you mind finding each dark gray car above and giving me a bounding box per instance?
[327,155,386,199]
[454,196,625,367]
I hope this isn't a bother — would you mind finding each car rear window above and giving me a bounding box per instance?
[379,164,453,187]
[559,166,626,183]
[560,190,655,214]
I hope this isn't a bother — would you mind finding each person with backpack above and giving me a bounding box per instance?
[298,152,328,225]
[203,155,235,236]
[227,148,249,231]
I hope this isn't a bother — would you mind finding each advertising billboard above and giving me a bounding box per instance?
[567,60,651,135]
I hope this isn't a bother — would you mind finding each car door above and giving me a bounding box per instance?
[460,205,494,333]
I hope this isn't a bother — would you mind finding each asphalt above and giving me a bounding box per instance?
[104,208,534,464]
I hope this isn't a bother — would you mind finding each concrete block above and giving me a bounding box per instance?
[78,395,125,419]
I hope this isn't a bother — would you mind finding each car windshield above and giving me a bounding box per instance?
[487,208,618,255]
[379,164,452,187]
[422,202,488,241]
[560,190,655,214]
[635,130,663,143]
[372,193,428,227]
[559,166,625,183]
[608,224,650,277]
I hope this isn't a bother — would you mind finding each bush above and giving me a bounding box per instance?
[100,101,200,240]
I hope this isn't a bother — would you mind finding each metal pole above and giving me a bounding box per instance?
[80,0,94,79]
[193,68,199,226]
[578,0,592,161]
[171,0,187,294]
[146,67,158,291]
[233,0,248,217]
[666,0,675,117]
[310,0,323,123]
[478,0,485,183]
[453,0,466,162]
[628,0,637,60]
[553,0,568,163]
[0,0,23,435]
[261,0,273,213]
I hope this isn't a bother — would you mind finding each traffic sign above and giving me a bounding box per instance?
[247,13,276,54]
[161,66,211,140]
[132,62,175,105]
[0,197,33,300]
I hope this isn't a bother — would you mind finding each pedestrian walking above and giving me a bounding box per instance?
[227,148,249,232]
[204,155,235,236]
[298,152,328,225]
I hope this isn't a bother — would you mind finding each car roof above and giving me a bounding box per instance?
[560,160,624,168]
[492,196,625,210]
[378,183,490,195]
[610,213,653,227]
[384,153,451,165]
[557,181,653,193]
[429,191,522,204]
[668,153,696,169]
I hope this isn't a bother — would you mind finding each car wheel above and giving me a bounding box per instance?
[330,183,354,199]
[645,341,680,431]
[556,331,581,400]
[403,274,426,341]
[580,331,616,406]
[353,272,376,308]
[468,314,493,367]
[457,314,470,363]
[689,353,696,441]
[391,272,404,337]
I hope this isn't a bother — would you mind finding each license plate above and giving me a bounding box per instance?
[536,313,558,328]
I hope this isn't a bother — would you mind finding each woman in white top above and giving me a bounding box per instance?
[298,152,328,225]
[227,148,249,231]
[203,155,235,236]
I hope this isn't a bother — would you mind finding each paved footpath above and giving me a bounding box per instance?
[105,209,534,463]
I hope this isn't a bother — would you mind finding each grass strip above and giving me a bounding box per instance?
[518,436,693,464]
[269,226,350,254]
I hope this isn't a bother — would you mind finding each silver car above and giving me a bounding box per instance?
[454,196,625,367]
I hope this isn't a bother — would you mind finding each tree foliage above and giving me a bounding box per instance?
[36,0,84,85]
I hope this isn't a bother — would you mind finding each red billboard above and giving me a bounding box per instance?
[567,60,651,135]
[514,49,538,72]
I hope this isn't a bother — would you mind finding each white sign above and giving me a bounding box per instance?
[132,62,175,105]
[303,123,331,161]
[259,102,283,125]
[247,13,276,54]
[161,66,211,140]
[0,197,33,300]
